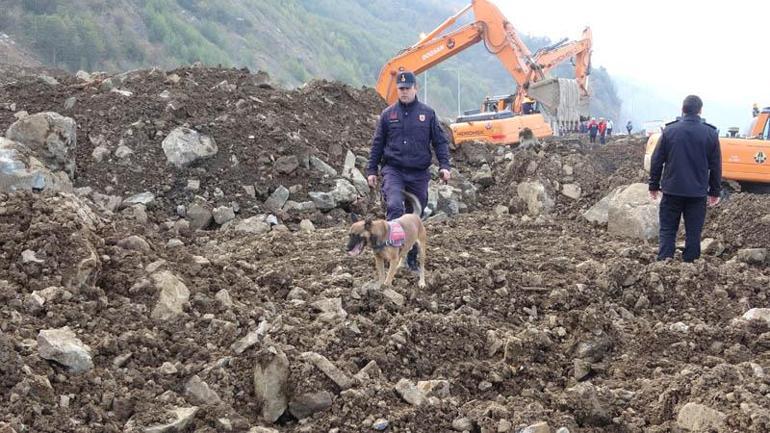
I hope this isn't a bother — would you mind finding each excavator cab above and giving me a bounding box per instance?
[481,95,515,113]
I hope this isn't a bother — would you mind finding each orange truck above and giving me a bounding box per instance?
[374,0,592,146]
[644,108,770,183]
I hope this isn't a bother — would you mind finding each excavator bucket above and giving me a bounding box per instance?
[527,78,587,123]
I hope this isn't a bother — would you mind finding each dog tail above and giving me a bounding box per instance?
[403,191,423,218]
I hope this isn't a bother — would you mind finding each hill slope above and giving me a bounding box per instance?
[1,0,620,119]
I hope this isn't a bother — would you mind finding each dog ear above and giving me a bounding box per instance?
[364,217,372,230]
[350,212,360,223]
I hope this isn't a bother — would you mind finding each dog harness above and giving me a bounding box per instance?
[373,221,406,250]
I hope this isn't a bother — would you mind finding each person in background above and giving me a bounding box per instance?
[587,117,598,143]
[626,120,633,135]
[522,95,536,115]
[607,119,614,136]
[598,117,607,144]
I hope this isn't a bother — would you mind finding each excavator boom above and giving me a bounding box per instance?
[374,0,593,145]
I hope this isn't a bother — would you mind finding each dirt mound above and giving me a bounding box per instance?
[0,66,386,228]
[707,193,770,251]
[452,135,648,219]
[0,191,103,294]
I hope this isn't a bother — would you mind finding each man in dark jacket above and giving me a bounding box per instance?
[649,95,722,262]
[367,71,451,271]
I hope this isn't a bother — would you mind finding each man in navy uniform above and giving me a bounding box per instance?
[367,71,451,272]
[649,94,722,262]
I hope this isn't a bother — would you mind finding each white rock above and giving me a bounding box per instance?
[299,219,315,232]
[6,112,77,177]
[701,238,725,256]
[301,351,354,390]
[162,127,218,168]
[561,183,582,200]
[142,406,199,433]
[37,327,93,373]
[213,206,236,225]
[677,402,726,431]
[150,271,190,321]
[231,321,270,354]
[736,248,767,264]
[309,156,338,177]
[517,180,554,216]
[234,217,270,234]
[311,298,348,322]
[607,183,659,240]
[742,308,770,325]
[395,379,425,406]
[215,289,233,308]
[253,348,290,423]
[184,375,221,405]
[21,249,44,263]
[583,186,623,224]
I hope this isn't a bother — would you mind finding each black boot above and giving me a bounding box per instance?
[406,245,419,273]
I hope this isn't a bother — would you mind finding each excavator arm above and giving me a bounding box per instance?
[375,23,484,104]
[530,27,592,98]
[375,0,536,106]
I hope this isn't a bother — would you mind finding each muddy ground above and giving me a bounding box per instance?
[1,64,769,433]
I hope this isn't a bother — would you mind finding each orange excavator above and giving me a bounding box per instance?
[374,0,592,146]
[644,108,770,184]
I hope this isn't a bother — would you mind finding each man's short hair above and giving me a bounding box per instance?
[682,95,703,115]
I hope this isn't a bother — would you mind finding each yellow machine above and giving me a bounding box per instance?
[644,109,770,183]
[374,0,592,146]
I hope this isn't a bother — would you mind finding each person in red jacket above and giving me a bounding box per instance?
[597,117,607,144]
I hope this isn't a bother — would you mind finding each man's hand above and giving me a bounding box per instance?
[649,190,660,201]
[439,169,451,183]
[367,175,378,188]
[707,195,721,207]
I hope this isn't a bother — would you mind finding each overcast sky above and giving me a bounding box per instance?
[497,0,769,131]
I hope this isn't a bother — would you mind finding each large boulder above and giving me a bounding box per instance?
[330,179,358,204]
[583,186,623,224]
[162,127,218,168]
[5,112,77,177]
[253,348,290,423]
[0,138,72,193]
[606,183,659,240]
[517,180,554,216]
[308,191,336,211]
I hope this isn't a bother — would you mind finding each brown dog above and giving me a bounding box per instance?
[347,191,427,288]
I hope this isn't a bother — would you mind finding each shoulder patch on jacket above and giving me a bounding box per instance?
[702,122,717,130]
[665,119,679,127]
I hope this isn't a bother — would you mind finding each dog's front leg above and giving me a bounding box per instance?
[375,257,385,284]
[382,255,401,286]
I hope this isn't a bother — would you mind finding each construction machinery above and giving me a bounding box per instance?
[644,108,770,184]
[374,0,592,146]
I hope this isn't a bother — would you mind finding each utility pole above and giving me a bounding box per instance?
[457,64,461,117]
